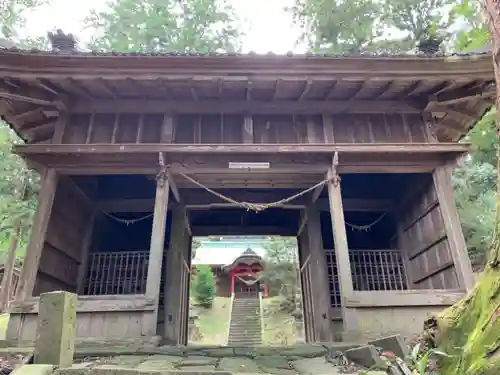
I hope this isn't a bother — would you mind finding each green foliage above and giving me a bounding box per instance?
[288,0,454,54]
[0,0,50,39]
[451,0,489,51]
[191,264,216,307]
[262,237,299,313]
[288,0,382,53]
[0,124,38,256]
[85,0,242,52]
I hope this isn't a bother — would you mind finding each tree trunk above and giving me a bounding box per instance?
[422,2,500,374]
[0,221,20,311]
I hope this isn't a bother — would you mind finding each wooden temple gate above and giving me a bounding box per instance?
[0,35,495,343]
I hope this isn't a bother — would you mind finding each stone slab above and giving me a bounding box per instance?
[368,335,408,359]
[278,345,327,358]
[218,357,260,373]
[175,365,216,372]
[344,345,387,369]
[104,356,149,367]
[135,355,181,370]
[291,357,344,375]
[12,365,56,375]
[254,356,291,369]
[178,356,217,366]
[259,368,298,375]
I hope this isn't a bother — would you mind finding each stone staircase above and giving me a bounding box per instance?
[227,295,262,346]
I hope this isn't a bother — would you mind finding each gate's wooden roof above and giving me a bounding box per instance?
[0,47,495,142]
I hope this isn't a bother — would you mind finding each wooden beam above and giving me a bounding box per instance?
[433,166,475,291]
[326,153,358,332]
[97,195,393,213]
[71,99,422,114]
[0,91,54,106]
[144,173,170,335]
[305,202,334,341]
[298,79,313,100]
[9,296,156,314]
[192,225,297,236]
[427,104,477,123]
[429,84,494,104]
[344,290,464,307]
[297,212,308,236]
[242,115,253,143]
[14,142,471,155]
[16,169,58,299]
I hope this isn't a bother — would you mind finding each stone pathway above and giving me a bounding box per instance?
[63,344,391,375]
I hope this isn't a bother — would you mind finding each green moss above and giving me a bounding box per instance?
[0,314,9,340]
[431,268,500,375]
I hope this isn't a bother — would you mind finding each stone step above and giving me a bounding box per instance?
[228,337,262,344]
[229,325,261,330]
[227,341,262,346]
[229,328,261,333]
[231,306,260,309]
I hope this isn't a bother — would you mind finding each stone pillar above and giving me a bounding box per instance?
[34,291,77,368]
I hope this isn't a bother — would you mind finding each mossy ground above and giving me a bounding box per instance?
[427,266,500,375]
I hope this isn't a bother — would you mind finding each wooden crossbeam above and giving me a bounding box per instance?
[96,196,393,213]
[14,142,471,155]
[71,99,421,114]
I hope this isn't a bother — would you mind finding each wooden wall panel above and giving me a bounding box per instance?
[61,113,431,145]
[397,176,460,290]
[33,178,94,295]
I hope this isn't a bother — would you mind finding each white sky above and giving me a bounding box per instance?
[22,0,303,53]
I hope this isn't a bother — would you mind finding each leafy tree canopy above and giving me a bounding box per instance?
[85,0,242,52]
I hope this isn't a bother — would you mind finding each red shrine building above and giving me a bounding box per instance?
[192,240,268,297]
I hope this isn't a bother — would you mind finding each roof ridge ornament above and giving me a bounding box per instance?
[48,29,77,54]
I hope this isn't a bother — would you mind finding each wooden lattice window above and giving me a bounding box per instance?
[325,249,407,307]
[83,251,155,296]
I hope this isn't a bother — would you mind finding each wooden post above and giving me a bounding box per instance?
[163,206,188,344]
[34,291,77,368]
[144,173,170,334]
[297,227,316,342]
[433,165,475,291]
[51,108,68,144]
[305,203,333,342]
[243,115,253,143]
[76,213,96,294]
[177,229,191,345]
[16,169,58,299]
[326,154,358,337]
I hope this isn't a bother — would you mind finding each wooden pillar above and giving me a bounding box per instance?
[164,205,189,344]
[144,174,170,335]
[305,203,333,342]
[177,225,191,345]
[16,169,58,300]
[433,166,475,291]
[76,213,96,294]
[297,228,316,342]
[326,155,358,337]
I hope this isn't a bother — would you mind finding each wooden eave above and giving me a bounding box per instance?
[0,50,495,142]
[14,143,470,183]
